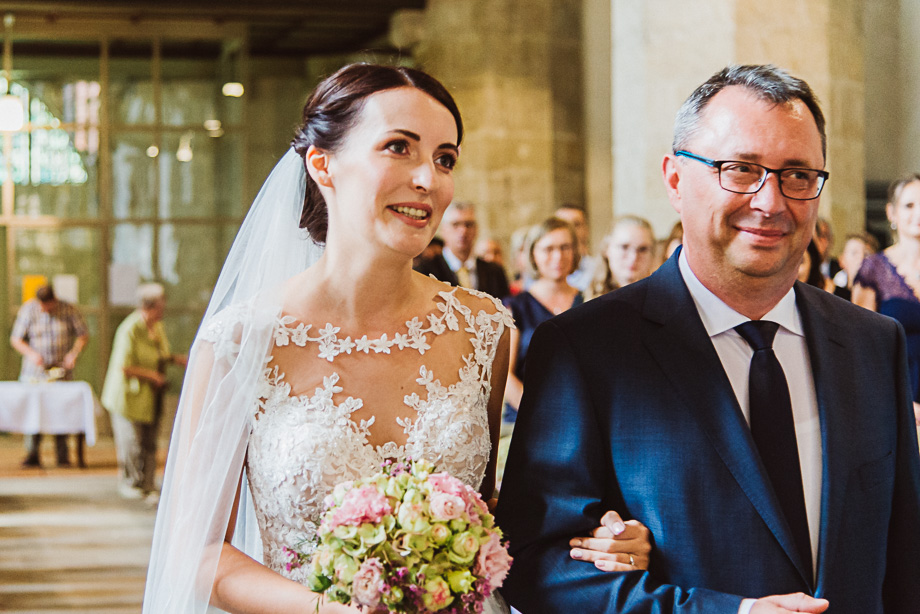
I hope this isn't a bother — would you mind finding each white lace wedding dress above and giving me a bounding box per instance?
[201,284,513,613]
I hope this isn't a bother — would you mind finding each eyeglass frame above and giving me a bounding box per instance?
[673,150,829,201]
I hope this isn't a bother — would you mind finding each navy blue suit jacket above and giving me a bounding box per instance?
[496,253,920,613]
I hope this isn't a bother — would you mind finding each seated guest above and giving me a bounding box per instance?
[414,200,510,299]
[507,225,531,296]
[503,217,583,426]
[832,232,878,301]
[555,203,595,291]
[852,173,920,426]
[585,215,656,300]
[798,239,834,291]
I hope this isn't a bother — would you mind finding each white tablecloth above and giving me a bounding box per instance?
[0,381,99,445]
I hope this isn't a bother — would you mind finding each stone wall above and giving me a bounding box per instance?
[415,0,585,247]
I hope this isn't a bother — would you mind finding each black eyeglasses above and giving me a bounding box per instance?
[674,150,829,201]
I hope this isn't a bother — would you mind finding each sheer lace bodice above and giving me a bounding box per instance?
[200,286,513,583]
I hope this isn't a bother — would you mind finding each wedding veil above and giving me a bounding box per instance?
[143,148,323,612]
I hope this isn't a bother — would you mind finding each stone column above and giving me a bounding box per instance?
[415,0,585,247]
[608,0,865,240]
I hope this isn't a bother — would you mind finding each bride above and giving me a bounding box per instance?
[143,63,649,613]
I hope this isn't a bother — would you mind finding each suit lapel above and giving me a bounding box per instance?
[641,256,813,588]
[794,285,853,594]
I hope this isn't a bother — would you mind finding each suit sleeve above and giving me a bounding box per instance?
[496,320,744,614]
[883,322,920,611]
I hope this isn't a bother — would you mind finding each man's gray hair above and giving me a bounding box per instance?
[137,282,166,310]
[672,64,826,160]
[446,200,476,214]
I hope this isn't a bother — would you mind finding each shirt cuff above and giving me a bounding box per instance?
[739,598,756,614]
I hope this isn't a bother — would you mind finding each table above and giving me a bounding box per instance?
[0,381,99,445]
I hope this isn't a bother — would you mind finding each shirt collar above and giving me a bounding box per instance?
[678,249,803,337]
[442,247,475,271]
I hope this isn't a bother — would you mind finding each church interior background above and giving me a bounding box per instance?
[0,1,919,611]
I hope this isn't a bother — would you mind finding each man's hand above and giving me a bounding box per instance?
[751,593,829,613]
[62,352,78,370]
[569,510,652,571]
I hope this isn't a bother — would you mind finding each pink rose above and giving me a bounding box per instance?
[351,557,385,608]
[427,472,467,497]
[429,491,466,521]
[474,533,513,590]
[328,485,392,528]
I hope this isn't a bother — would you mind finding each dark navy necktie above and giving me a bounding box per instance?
[735,320,812,573]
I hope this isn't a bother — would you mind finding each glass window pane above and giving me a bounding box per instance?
[13,227,102,308]
[154,131,243,219]
[110,41,155,126]
[162,53,220,128]
[159,223,221,309]
[111,133,158,219]
[111,223,155,286]
[1,44,102,218]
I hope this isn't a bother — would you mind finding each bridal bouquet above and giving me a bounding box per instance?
[298,459,512,613]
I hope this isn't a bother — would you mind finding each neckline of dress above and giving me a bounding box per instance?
[880,252,920,305]
[273,286,470,362]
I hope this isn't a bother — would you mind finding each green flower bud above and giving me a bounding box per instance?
[447,569,475,593]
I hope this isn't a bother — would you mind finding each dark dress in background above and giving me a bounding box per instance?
[502,290,583,423]
[854,252,920,401]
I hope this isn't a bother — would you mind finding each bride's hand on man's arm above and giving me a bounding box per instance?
[568,510,652,572]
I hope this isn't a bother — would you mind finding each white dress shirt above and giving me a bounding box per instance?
[442,247,478,289]
[678,252,822,613]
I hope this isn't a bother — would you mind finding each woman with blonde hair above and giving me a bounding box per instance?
[586,215,656,301]
[852,173,920,426]
[502,217,582,424]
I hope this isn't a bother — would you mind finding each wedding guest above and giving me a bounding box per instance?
[852,173,920,426]
[415,200,511,299]
[585,215,655,300]
[507,225,531,296]
[555,203,595,291]
[10,283,89,468]
[502,217,583,425]
[476,237,505,267]
[102,283,186,502]
[797,240,833,291]
[813,216,840,280]
[831,233,877,301]
[412,235,443,269]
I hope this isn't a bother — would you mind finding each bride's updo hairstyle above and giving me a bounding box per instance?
[292,63,464,244]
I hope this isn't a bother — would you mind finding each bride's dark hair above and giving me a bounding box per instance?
[292,63,463,244]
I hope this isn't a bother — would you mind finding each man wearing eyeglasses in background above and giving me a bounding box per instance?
[498,65,920,613]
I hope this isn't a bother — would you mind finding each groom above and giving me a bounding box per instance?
[497,65,920,613]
